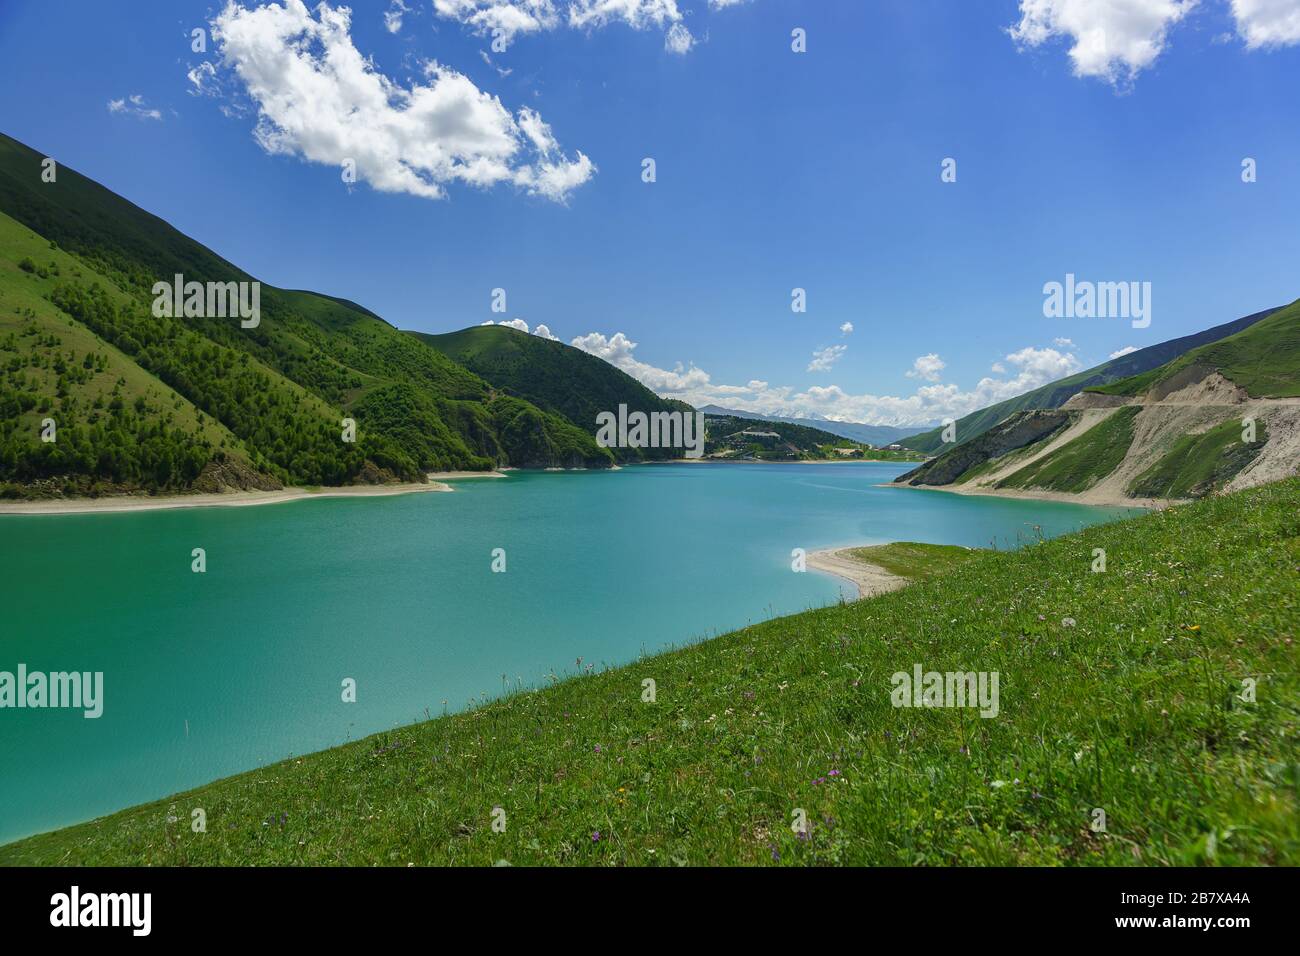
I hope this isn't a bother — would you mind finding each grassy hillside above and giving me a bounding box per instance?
[5,478,1296,866]
[699,405,925,447]
[845,542,979,580]
[1087,299,1300,400]
[702,414,910,460]
[997,407,1139,493]
[1127,418,1269,500]
[0,132,612,494]
[901,306,1282,453]
[895,410,1072,487]
[0,212,274,495]
[412,325,684,462]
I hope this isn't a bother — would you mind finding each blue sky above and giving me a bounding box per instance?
[1,0,1298,426]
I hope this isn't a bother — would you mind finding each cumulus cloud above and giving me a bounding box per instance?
[204,0,594,202]
[434,0,705,52]
[1053,336,1075,348]
[1230,0,1300,47]
[1109,345,1140,358]
[568,0,684,30]
[107,94,163,120]
[1008,0,1198,85]
[839,321,854,336]
[570,333,1085,427]
[906,353,946,382]
[807,345,847,373]
[433,0,560,47]
[481,318,560,339]
[384,0,411,33]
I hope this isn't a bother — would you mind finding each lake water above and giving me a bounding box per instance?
[0,462,1138,843]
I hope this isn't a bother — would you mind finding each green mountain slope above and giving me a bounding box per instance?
[0,213,274,495]
[411,324,686,462]
[896,300,1300,501]
[4,478,1296,865]
[1086,298,1300,399]
[698,404,925,447]
[701,413,922,461]
[900,306,1283,453]
[0,132,611,495]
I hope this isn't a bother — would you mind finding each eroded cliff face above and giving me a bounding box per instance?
[895,363,1300,505]
[895,411,1072,486]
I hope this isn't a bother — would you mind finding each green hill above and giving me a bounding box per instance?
[1085,298,1300,400]
[701,413,921,461]
[411,325,687,462]
[896,300,1300,501]
[900,305,1283,454]
[0,131,611,496]
[3,478,1295,865]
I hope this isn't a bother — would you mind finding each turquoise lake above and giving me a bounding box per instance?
[0,462,1139,843]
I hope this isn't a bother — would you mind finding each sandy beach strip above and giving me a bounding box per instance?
[0,481,453,516]
[881,480,1162,510]
[806,547,909,602]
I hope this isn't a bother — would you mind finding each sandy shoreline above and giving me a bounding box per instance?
[806,547,909,602]
[0,481,453,516]
[881,480,1163,510]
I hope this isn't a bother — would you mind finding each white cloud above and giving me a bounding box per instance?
[482,318,560,339]
[839,321,854,336]
[434,0,703,52]
[570,333,1085,427]
[384,0,411,33]
[1109,345,1140,358]
[807,344,847,373]
[433,1,560,47]
[906,353,946,383]
[1053,336,1075,348]
[568,0,683,30]
[709,0,750,7]
[207,0,593,203]
[186,62,218,96]
[1230,0,1300,47]
[107,94,163,120]
[664,22,695,54]
[1008,0,1198,85]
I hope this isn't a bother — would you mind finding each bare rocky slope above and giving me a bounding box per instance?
[895,301,1300,506]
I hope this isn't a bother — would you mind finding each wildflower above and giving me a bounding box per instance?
[591,831,601,842]
[1062,617,1076,627]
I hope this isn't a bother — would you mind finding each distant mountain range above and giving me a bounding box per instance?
[3,124,1293,503]
[697,405,927,446]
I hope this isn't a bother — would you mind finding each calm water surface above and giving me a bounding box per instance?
[0,462,1139,842]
